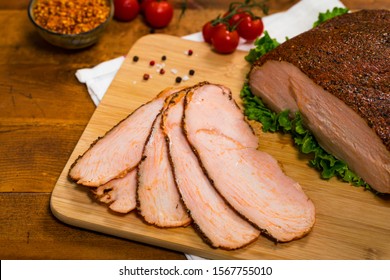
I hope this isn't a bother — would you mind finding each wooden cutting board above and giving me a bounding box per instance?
[51,34,390,260]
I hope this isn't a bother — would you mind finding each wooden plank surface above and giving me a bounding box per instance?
[2,0,389,261]
[51,34,390,260]
[0,192,185,260]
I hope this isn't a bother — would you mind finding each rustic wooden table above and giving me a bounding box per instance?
[0,0,388,260]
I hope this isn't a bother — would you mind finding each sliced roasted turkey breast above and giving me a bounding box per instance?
[92,168,137,214]
[69,87,180,186]
[162,91,260,249]
[137,109,191,228]
[184,83,316,242]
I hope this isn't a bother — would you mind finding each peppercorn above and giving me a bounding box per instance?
[143,73,150,80]
[133,56,139,62]
[189,69,195,76]
[161,55,167,61]
[175,76,182,83]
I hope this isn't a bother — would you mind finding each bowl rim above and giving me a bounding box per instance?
[27,0,114,38]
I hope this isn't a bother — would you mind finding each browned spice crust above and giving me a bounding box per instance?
[252,9,390,150]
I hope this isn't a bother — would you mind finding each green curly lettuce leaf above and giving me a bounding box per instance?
[313,7,349,27]
[245,31,280,64]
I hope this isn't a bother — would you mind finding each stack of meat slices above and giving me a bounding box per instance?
[69,81,315,249]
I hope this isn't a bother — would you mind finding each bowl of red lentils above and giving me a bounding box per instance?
[28,0,113,49]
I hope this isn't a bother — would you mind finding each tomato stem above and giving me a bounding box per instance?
[210,0,268,31]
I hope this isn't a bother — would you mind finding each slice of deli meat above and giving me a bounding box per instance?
[188,130,316,242]
[137,111,191,228]
[162,92,260,249]
[92,168,137,214]
[184,84,315,242]
[248,10,390,193]
[69,87,179,187]
[184,82,259,149]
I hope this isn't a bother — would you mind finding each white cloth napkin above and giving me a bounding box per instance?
[74,0,345,260]
[75,56,125,106]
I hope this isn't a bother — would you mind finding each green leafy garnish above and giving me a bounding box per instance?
[241,7,372,191]
[240,83,288,132]
[245,31,280,63]
[313,7,349,27]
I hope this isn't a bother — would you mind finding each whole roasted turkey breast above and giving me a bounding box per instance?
[248,9,390,193]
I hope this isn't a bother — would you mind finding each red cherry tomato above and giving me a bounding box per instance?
[202,21,224,44]
[113,0,140,22]
[211,25,240,54]
[224,11,250,27]
[140,0,155,13]
[237,16,264,41]
[144,1,174,29]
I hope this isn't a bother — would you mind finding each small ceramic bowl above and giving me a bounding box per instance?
[28,0,114,49]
